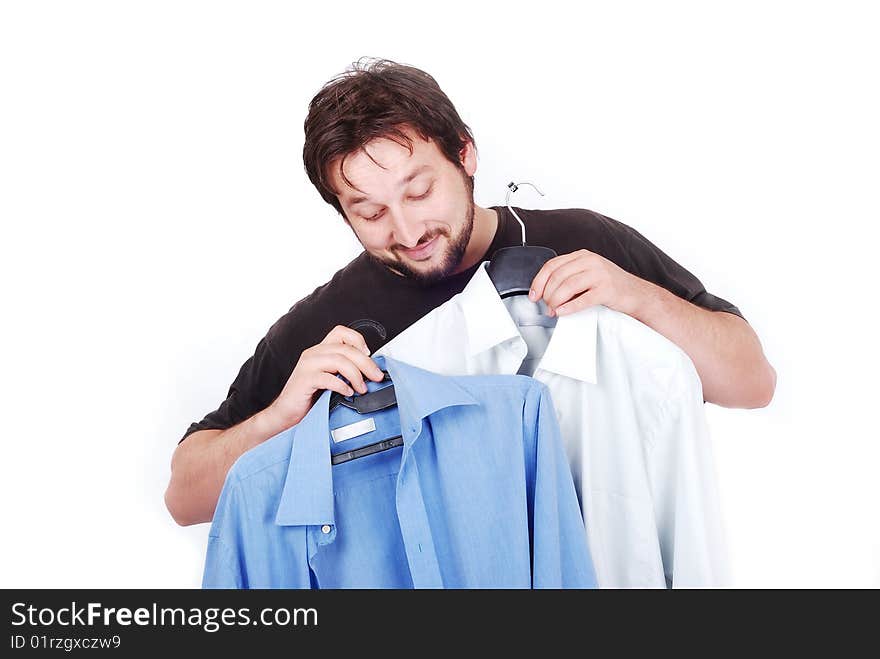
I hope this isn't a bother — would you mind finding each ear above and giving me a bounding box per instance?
[459,140,478,176]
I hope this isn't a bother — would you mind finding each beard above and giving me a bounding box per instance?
[367,197,475,286]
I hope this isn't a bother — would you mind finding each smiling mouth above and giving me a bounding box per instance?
[399,235,440,261]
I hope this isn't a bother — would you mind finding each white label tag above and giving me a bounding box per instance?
[330,418,377,443]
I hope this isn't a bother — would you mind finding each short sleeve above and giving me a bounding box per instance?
[202,536,243,589]
[599,214,745,320]
[179,336,287,443]
[202,480,244,588]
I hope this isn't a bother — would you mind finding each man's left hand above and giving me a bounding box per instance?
[529,249,648,318]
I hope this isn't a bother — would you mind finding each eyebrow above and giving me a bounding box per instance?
[346,165,433,207]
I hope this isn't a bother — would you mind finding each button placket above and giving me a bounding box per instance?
[395,431,443,588]
[313,523,336,548]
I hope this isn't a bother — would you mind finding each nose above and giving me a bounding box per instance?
[388,207,422,248]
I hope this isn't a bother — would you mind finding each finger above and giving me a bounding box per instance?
[528,252,584,302]
[314,372,355,398]
[309,352,370,394]
[321,325,371,355]
[555,289,601,316]
[323,344,385,382]
[545,271,597,312]
[529,249,596,302]
[541,260,594,306]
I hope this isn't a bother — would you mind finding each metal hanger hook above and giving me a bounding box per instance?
[505,181,545,246]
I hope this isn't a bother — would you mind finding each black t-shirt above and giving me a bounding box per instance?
[180,206,742,442]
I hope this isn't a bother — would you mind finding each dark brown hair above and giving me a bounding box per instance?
[303,57,476,217]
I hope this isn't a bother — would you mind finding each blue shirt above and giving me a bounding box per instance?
[202,355,596,588]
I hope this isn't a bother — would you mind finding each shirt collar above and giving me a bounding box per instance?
[458,262,599,384]
[274,354,479,527]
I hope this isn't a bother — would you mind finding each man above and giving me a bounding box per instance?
[165,58,775,526]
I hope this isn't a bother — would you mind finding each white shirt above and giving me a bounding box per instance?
[376,262,729,587]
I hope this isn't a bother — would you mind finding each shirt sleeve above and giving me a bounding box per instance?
[179,336,287,444]
[526,383,598,588]
[596,213,745,320]
[202,536,243,589]
[202,483,244,589]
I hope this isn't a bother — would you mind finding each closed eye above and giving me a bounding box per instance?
[361,185,432,221]
[410,185,434,201]
[409,185,433,201]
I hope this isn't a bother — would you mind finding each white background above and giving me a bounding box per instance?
[1,1,878,588]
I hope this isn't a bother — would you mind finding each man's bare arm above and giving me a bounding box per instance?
[531,249,776,408]
[632,281,776,408]
[164,408,289,526]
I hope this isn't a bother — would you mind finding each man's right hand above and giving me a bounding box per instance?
[165,325,385,526]
[266,325,386,429]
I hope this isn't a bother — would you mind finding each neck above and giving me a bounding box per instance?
[453,205,498,274]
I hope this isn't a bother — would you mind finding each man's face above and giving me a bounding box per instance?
[330,128,478,285]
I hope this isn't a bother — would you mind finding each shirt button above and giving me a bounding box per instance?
[321,525,331,534]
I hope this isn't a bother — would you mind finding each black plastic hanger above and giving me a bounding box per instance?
[328,370,395,413]
[486,182,557,298]
[328,370,403,465]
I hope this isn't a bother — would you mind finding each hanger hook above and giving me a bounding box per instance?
[505,181,545,246]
